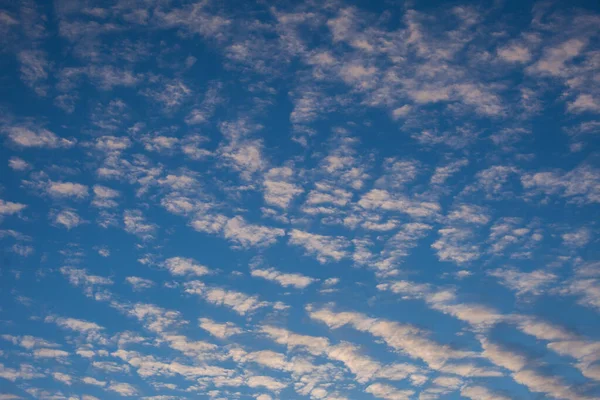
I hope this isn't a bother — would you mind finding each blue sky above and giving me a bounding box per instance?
[0,0,600,399]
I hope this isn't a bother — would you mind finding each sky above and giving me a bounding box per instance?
[0,0,600,399]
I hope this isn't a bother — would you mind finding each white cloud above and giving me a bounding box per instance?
[107,381,138,396]
[198,318,242,339]
[430,159,468,185]
[521,164,600,204]
[561,228,591,248]
[164,257,210,277]
[82,377,107,387]
[365,383,413,400]
[33,349,69,358]
[527,39,586,76]
[497,43,532,63]
[0,200,26,215]
[358,189,440,218]
[567,94,600,114]
[431,227,480,264]
[0,363,44,381]
[3,127,75,148]
[488,268,557,296]
[263,167,303,209]
[461,385,511,400]
[47,181,89,199]
[124,210,156,239]
[308,306,474,369]
[288,229,349,263]
[8,157,31,171]
[46,316,104,333]
[51,372,72,385]
[184,281,284,315]
[53,209,83,229]
[92,185,119,208]
[246,375,287,392]
[251,267,316,289]
[223,216,285,248]
[125,276,155,291]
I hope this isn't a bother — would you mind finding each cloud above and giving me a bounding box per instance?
[52,209,83,229]
[198,318,242,339]
[3,127,75,148]
[125,276,155,291]
[251,267,316,289]
[521,164,600,204]
[92,185,119,208]
[497,43,532,63]
[0,363,44,381]
[431,227,480,264]
[8,156,31,171]
[107,382,138,396]
[184,281,285,315]
[123,210,156,239]
[17,50,48,96]
[308,305,474,369]
[527,39,586,77]
[82,377,106,387]
[263,167,303,209]
[45,316,104,333]
[358,189,440,218]
[364,383,413,400]
[223,216,285,248]
[245,375,287,392]
[461,385,511,400]
[430,159,468,185]
[35,349,69,358]
[288,229,350,263]
[163,257,210,277]
[47,181,89,199]
[488,267,557,296]
[0,200,26,216]
[1,335,60,350]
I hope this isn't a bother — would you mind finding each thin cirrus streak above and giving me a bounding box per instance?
[0,0,599,399]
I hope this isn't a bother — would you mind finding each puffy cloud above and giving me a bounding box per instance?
[52,209,83,229]
[199,318,243,339]
[47,181,89,199]
[288,229,350,263]
[107,381,138,396]
[123,210,156,239]
[223,216,285,248]
[33,348,69,358]
[263,167,303,209]
[431,227,480,264]
[527,39,586,77]
[308,306,474,369]
[92,185,119,208]
[497,43,532,63]
[358,189,440,218]
[245,375,287,392]
[364,383,413,400]
[488,268,557,296]
[125,276,155,291]
[430,159,468,185]
[0,363,44,381]
[163,257,210,277]
[521,164,600,204]
[0,200,26,216]
[251,267,316,289]
[184,281,285,315]
[3,127,75,148]
[8,157,31,171]
[461,385,511,400]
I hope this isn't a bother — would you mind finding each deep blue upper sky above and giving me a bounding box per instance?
[0,0,600,399]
